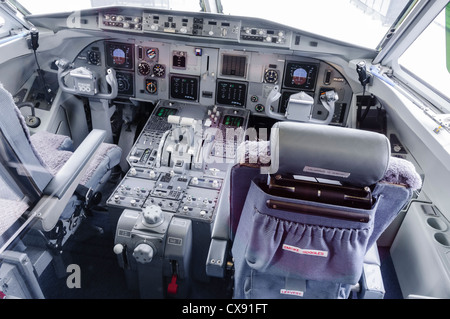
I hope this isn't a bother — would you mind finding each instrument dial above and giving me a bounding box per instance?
[146,79,158,94]
[138,62,151,76]
[264,69,279,83]
[146,48,158,60]
[87,50,101,65]
[153,64,165,77]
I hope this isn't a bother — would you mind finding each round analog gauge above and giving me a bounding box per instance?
[138,62,151,76]
[255,104,265,112]
[87,50,101,65]
[153,64,165,77]
[146,80,157,94]
[264,69,278,83]
[146,48,158,60]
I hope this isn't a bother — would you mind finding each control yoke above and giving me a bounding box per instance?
[56,59,118,100]
[265,85,338,125]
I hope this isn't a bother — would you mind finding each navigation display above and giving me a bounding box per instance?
[105,42,134,70]
[283,62,318,90]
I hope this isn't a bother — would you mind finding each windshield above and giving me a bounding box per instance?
[14,0,204,15]
[14,0,412,49]
[220,0,412,49]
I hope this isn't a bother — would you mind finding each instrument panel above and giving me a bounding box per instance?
[75,27,352,125]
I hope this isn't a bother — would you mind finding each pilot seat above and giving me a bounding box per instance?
[0,82,121,295]
[225,121,421,299]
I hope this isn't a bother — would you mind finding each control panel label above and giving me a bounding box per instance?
[167,237,182,246]
[117,229,132,238]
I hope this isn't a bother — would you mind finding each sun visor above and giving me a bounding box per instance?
[269,122,391,187]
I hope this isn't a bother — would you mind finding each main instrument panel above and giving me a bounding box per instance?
[77,38,352,125]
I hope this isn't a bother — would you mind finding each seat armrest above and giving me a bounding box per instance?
[206,238,228,278]
[210,169,231,240]
[206,169,231,278]
[42,129,106,198]
[33,130,106,231]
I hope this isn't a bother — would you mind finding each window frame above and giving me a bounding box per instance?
[376,0,450,114]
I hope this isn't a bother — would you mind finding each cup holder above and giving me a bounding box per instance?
[427,217,448,231]
[434,233,450,247]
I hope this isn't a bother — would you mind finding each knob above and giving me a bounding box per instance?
[149,170,156,179]
[133,243,154,264]
[130,168,137,176]
[191,177,199,185]
[113,243,124,255]
[143,205,163,225]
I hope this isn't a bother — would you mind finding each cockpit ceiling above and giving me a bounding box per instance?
[25,6,377,60]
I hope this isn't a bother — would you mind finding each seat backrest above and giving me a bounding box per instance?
[230,121,421,298]
[0,83,53,192]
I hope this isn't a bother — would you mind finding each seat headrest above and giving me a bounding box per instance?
[269,122,391,187]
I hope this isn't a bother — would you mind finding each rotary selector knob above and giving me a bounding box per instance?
[142,205,164,225]
[133,243,154,264]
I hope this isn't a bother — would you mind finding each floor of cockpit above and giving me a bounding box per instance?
[37,178,403,299]
[38,177,231,299]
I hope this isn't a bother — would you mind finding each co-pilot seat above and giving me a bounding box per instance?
[0,83,122,251]
[228,121,421,299]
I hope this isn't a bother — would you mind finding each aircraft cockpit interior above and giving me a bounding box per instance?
[0,0,449,304]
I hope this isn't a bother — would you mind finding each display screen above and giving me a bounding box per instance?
[222,115,244,127]
[105,42,134,70]
[170,75,199,101]
[155,107,178,118]
[283,62,318,90]
[221,55,247,77]
[172,51,187,69]
[116,71,134,96]
[216,80,247,107]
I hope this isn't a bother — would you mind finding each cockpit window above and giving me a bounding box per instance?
[398,5,450,107]
[219,0,412,49]
[15,0,202,15]
[12,0,412,50]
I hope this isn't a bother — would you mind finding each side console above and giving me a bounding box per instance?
[108,100,249,298]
